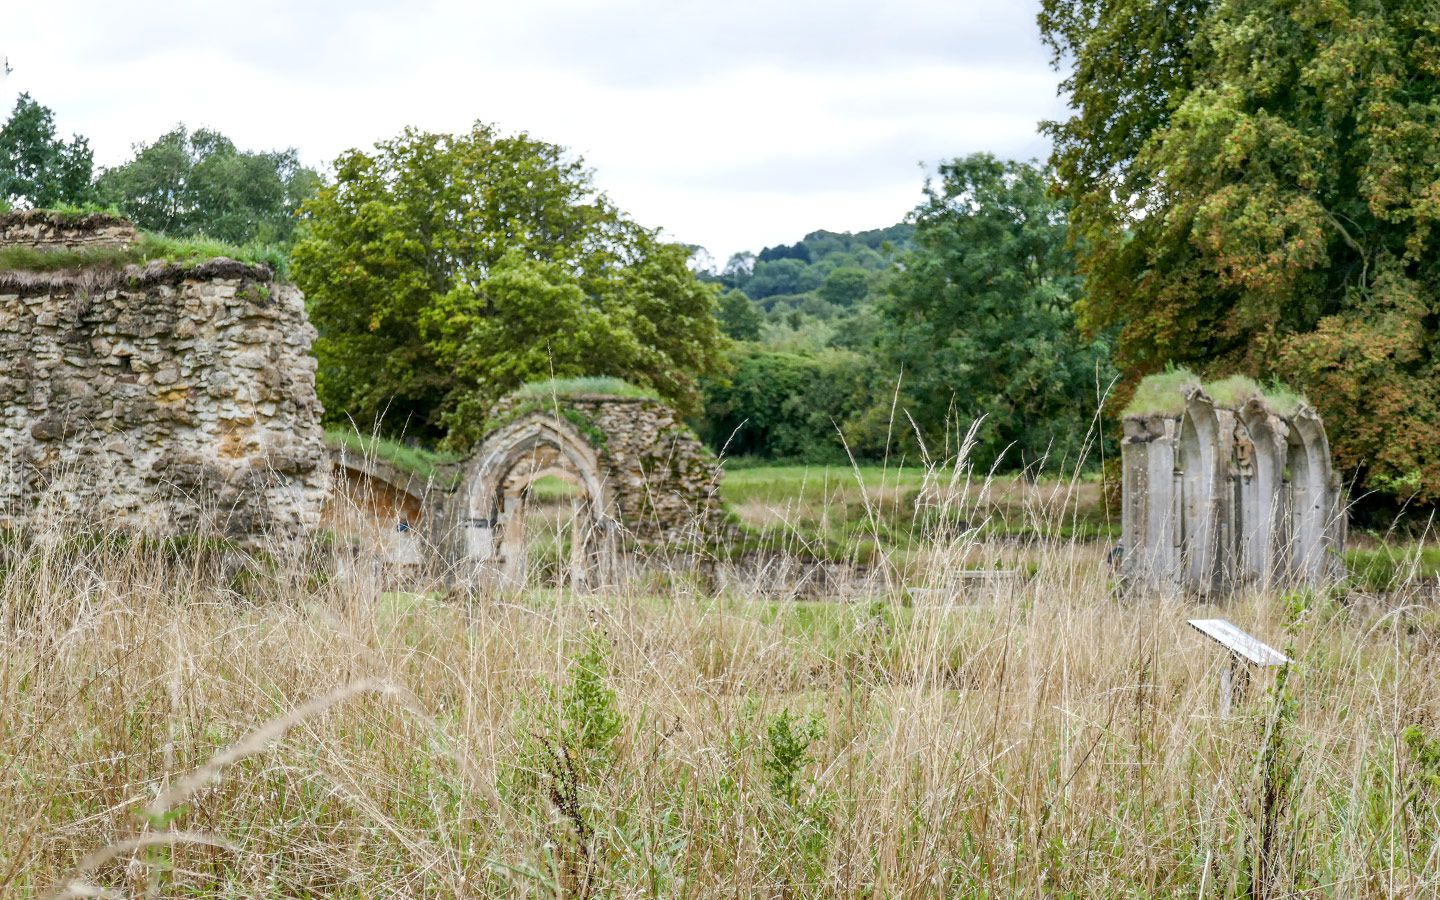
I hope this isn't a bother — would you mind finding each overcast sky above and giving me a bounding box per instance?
[0,1,1067,263]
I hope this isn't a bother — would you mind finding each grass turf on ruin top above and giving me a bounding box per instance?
[323,428,464,483]
[0,226,291,278]
[508,376,662,401]
[1122,368,1307,417]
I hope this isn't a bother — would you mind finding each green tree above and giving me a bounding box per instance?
[819,267,870,307]
[718,290,762,341]
[0,93,96,208]
[698,346,891,461]
[745,257,823,300]
[293,123,724,444]
[98,126,320,245]
[1041,0,1440,501]
[878,154,1114,471]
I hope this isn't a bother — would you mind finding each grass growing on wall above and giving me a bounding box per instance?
[1125,368,1308,417]
[0,232,291,278]
[511,376,661,401]
[1122,367,1201,416]
[324,427,463,482]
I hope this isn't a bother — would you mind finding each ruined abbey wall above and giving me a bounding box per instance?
[1121,387,1345,595]
[0,212,329,543]
[477,394,725,547]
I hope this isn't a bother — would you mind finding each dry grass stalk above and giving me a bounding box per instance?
[0,435,1436,897]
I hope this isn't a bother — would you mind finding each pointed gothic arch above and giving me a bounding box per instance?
[462,413,617,587]
[1177,395,1222,592]
[1237,401,1287,586]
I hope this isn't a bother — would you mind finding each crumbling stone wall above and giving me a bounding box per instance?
[474,394,725,546]
[1121,387,1345,594]
[0,215,329,543]
[0,210,139,251]
[449,394,723,584]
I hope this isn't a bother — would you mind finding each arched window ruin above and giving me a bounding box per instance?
[1121,379,1342,595]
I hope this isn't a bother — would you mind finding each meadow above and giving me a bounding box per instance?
[3,461,1440,898]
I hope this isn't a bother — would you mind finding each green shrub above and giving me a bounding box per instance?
[763,709,825,804]
[563,630,624,760]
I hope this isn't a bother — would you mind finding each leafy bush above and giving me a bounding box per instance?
[763,709,825,804]
[563,630,624,759]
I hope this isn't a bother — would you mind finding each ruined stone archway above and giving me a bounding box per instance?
[463,413,615,587]
[1237,401,1288,586]
[1287,410,1335,584]
[326,449,438,566]
[1120,375,1343,595]
[455,389,726,588]
[1177,396,1222,592]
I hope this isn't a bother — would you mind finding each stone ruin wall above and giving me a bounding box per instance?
[1121,388,1345,595]
[0,213,330,544]
[482,394,726,546]
[0,210,140,251]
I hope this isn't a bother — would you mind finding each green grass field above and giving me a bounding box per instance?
[717,463,1116,563]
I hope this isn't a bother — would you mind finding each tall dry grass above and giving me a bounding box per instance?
[2,453,1438,899]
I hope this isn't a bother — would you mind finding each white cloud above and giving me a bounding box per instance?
[0,0,1066,261]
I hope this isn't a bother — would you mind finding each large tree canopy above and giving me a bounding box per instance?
[877,154,1115,471]
[0,93,96,209]
[293,123,725,444]
[97,126,319,246]
[1042,0,1440,502]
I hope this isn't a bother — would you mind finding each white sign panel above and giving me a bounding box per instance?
[1187,619,1290,667]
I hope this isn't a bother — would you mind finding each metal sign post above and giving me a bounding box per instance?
[1187,618,1290,717]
